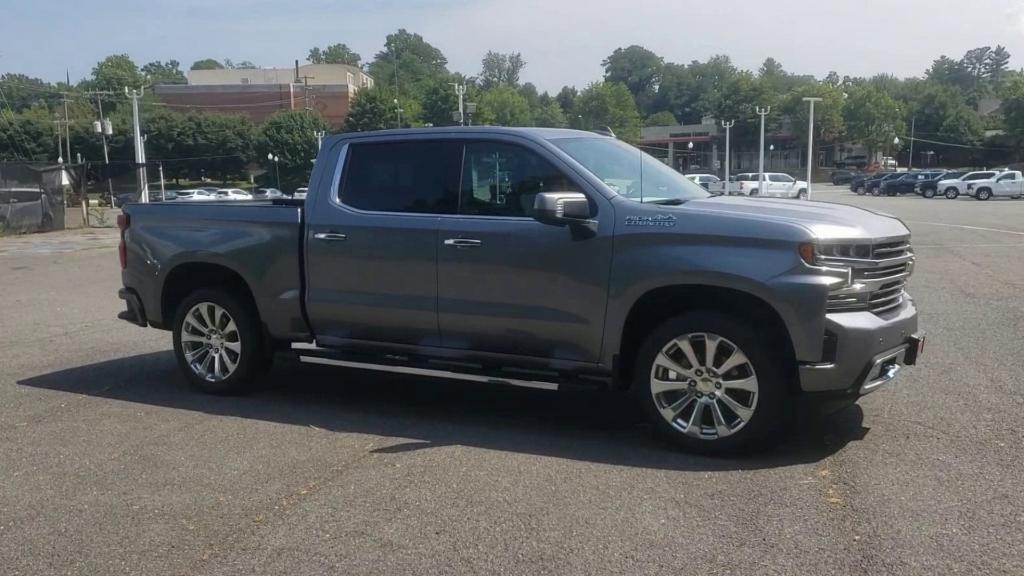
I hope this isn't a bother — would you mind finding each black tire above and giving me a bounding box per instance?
[172,287,267,394]
[945,187,960,199]
[832,178,840,186]
[854,185,864,195]
[797,189,808,200]
[975,188,992,201]
[631,311,791,454]
[40,213,53,230]
[922,188,936,199]
[870,186,882,196]
[749,188,759,196]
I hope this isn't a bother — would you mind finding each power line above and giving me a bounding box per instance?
[0,85,31,159]
[900,135,1015,151]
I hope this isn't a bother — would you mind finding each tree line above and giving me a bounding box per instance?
[1,32,1022,183]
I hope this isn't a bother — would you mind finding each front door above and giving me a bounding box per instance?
[995,173,1021,197]
[305,139,462,347]
[437,139,613,362]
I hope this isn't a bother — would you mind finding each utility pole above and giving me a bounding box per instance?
[802,97,822,201]
[53,119,64,163]
[294,59,316,114]
[126,86,149,202]
[907,116,916,171]
[61,93,72,166]
[721,119,735,190]
[86,91,115,204]
[450,83,466,125]
[756,106,771,195]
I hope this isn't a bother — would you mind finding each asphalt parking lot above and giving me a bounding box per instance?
[1,186,1022,575]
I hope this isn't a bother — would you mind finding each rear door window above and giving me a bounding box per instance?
[340,140,462,214]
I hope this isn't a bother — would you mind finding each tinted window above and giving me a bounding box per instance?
[12,189,41,203]
[460,141,578,217]
[964,172,993,181]
[737,174,757,181]
[998,173,1017,181]
[768,174,793,183]
[341,141,460,214]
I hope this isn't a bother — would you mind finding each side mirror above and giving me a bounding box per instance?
[533,192,591,224]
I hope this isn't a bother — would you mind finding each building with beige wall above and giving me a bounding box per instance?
[154,64,374,129]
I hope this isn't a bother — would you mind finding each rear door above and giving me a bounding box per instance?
[436,138,613,362]
[304,138,462,347]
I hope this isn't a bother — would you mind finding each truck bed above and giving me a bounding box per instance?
[121,201,309,341]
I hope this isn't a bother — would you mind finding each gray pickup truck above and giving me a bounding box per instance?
[117,127,923,453]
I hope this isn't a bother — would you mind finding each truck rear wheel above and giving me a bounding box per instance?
[632,311,789,454]
[172,287,265,394]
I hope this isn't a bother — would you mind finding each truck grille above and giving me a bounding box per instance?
[822,238,913,315]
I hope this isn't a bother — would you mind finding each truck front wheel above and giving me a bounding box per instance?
[172,288,266,394]
[632,312,789,454]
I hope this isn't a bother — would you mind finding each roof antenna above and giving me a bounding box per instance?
[592,126,616,138]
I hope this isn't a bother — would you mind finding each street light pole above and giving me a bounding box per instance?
[126,86,149,203]
[268,153,280,190]
[802,97,822,201]
[721,120,734,187]
[907,116,916,171]
[756,106,771,195]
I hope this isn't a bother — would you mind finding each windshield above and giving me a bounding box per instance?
[552,137,710,204]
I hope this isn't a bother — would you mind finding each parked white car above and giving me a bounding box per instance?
[964,171,1024,200]
[716,173,809,199]
[684,173,721,191]
[174,189,218,201]
[935,171,999,199]
[215,188,253,201]
[293,187,308,200]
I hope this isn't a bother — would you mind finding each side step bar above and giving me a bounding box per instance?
[292,342,563,391]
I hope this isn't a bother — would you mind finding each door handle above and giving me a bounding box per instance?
[443,238,482,248]
[313,232,347,242]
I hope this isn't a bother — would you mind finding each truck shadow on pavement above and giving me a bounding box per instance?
[19,351,869,471]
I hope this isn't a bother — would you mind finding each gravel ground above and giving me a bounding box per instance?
[1,186,1021,575]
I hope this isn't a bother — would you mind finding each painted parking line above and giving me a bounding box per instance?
[905,220,1024,236]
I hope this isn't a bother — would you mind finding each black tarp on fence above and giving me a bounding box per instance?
[0,162,73,233]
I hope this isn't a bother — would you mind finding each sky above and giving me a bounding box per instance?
[2,0,1024,93]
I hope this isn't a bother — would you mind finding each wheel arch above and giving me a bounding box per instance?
[161,262,260,330]
[613,284,798,392]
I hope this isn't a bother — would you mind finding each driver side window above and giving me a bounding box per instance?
[460,142,578,217]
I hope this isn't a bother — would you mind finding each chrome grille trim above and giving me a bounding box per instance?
[825,237,913,315]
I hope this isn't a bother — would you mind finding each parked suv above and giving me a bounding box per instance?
[880,171,945,196]
[937,171,999,199]
[915,170,966,198]
[116,127,923,454]
[865,173,903,196]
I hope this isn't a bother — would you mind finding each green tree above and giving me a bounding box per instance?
[602,45,663,115]
[420,74,480,126]
[179,112,254,182]
[985,45,1011,83]
[843,85,904,159]
[479,51,526,90]
[476,86,531,126]
[532,100,568,128]
[905,83,984,145]
[782,83,846,144]
[644,111,678,126]
[142,60,186,85]
[90,54,144,93]
[0,105,54,160]
[190,59,224,71]
[257,111,329,189]
[1000,75,1024,147]
[0,73,58,111]
[576,82,642,140]
[368,29,448,99]
[343,88,393,132]
[307,44,361,66]
[656,55,738,124]
[555,86,578,116]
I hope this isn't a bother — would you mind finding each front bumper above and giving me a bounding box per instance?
[798,297,920,394]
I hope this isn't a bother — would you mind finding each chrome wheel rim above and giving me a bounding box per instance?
[649,333,759,440]
[180,302,241,382]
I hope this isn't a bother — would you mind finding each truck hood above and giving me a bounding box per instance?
[687,196,910,241]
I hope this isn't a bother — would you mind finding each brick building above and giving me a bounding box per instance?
[153,64,374,129]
